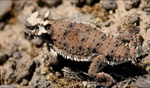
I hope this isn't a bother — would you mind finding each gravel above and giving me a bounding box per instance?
[102,0,117,11]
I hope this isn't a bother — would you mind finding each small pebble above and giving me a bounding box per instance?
[29,75,52,88]
[34,60,40,68]
[13,51,22,59]
[129,12,140,25]
[0,22,5,30]
[21,79,28,86]
[40,67,49,75]
[37,0,62,7]
[0,53,8,65]
[124,0,141,11]
[147,40,150,48]
[71,0,99,6]
[143,7,150,15]
[136,77,150,88]
[102,0,117,11]
[145,24,150,32]
[55,71,61,77]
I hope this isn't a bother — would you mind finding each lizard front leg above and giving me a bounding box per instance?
[46,41,59,66]
[48,49,59,66]
[88,54,115,87]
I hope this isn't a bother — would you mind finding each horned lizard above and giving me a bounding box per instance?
[25,11,150,87]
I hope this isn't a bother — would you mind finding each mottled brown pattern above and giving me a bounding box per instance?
[25,12,150,86]
[49,20,146,62]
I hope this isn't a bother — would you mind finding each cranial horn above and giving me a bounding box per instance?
[44,11,51,18]
[31,11,39,18]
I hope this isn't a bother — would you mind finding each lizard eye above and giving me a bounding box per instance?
[27,25,39,30]
[44,24,51,30]
[26,26,34,30]
[34,25,39,30]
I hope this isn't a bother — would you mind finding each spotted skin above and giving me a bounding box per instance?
[25,12,150,87]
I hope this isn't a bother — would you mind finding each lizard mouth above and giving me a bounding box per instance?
[24,27,38,37]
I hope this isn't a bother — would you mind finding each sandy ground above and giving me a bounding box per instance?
[0,0,150,88]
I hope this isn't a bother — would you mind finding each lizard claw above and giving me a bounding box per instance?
[96,72,115,87]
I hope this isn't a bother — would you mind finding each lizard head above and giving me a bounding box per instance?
[25,11,52,37]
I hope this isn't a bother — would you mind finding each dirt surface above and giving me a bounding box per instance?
[0,0,150,88]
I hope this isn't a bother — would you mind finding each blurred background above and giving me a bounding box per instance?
[0,0,150,88]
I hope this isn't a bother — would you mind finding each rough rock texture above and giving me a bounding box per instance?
[29,74,53,88]
[14,57,35,82]
[102,0,117,11]
[0,1,13,21]
[124,0,141,11]
[37,0,62,7]
[0,53,8,65]
[71,0,100,6]
[0,1,13,30]
[0,0,150,88]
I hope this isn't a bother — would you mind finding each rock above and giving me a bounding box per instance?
[0,85,16,88]
[136,76,150,88]
[122,12,140,26]
[5,43,19,57]
[15,57,35,82]
[70,0,85,6]
[0,22,5,30]
[143,7,150,15]
[102,0,117,11]
[12,51,22,59]
[113,75,150,88]
[82,81,97,88]
[40,67,49,75]
[29,74,54,88]
[71,0,99,6]
[34,60,40,68]
[0,53,8,65]
[124,0,141,11]
[145,24,150,32]
[4,59,16,81]
[14,0,26,12]
[37,0,62,7]
[128,12,140,25]
[103,21,110,27]
[0,1,12,30]
[55,71,61,77]
[141,0,150,15]
[121,12,140,34]
[21,79,28,86]
[0,1,13,21]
